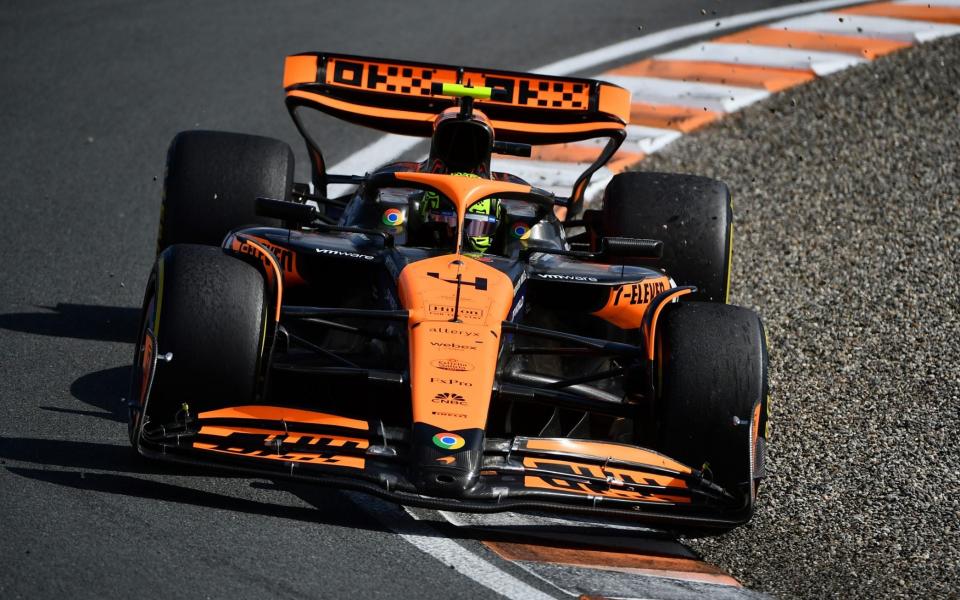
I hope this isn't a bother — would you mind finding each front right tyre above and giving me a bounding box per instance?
[129,244,267,446]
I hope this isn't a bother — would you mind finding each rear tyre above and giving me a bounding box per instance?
[130,244,266,442]
[655,302,768,498]
[596,172,732,302]
[158,130,293,252]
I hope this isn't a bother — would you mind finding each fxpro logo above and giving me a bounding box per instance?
[536,273,598,282]
[430,377,472,388]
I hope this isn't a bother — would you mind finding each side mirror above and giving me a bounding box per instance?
[492,141,532,157]
[601,236,663,259]
[255,197,318,223]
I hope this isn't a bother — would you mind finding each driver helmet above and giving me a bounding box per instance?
[419,174,501,253]
[463,196,501,253]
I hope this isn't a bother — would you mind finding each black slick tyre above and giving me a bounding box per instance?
[157,130,293,252]
[655,302,768,498]
[597,172,732,302]
[131,244,266,441]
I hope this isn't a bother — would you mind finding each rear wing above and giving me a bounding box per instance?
[283,53,631,209]
[283,52,631,143]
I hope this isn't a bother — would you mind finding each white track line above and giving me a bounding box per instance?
[658,42,866,75]
[776,12,960,42]
[347,493,560,600]
[603,75,770,112]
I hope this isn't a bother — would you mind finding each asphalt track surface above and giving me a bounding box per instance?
[0,1,945,599]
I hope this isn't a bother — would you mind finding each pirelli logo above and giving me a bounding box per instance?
[325,57,591,110]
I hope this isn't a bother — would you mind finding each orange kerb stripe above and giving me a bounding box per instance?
[497,144,644,173]
[836,2,960,24]
[629,102,720,132]
[484,541,741,587]
[715,27,910,60]
[610,59,814,92]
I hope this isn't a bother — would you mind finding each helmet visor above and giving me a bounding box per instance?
[425,209,458,230]
[463,212,499,238]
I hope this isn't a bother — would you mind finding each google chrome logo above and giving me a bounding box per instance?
[382,208,404,226]
[511,222,531,240]
[432,432,465,450]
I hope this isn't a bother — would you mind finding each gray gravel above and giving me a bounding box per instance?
[636,35,960,599]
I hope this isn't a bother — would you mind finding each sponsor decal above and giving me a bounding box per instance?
[427,272,488,290]
[428,304,485,320]
[325,58,590,110]
[430,377,472,388]
[432,392,467,404]
[613,280,667,306]
[236,237,298,277]
[522,457,688,502]
[432,432,466,450]
[432,411,467,419]
[536,273,599,282]
[509,294,525,321]
[510,222,532,240]
[381,208,404,226]
[429,341,479,351]
[315,248,375,261]
[431,358,474,372]
[435,456,456,465]
[428,326,479,337]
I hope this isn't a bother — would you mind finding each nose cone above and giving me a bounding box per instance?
[413,425,483,497]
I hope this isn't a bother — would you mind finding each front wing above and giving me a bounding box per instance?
[136,404,752,533]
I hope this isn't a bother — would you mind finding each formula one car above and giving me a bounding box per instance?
[129,52,769,534]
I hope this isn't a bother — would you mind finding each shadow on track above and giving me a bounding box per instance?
[0,436,384,531]
[0,303,138,343]
[43,365,133,423]
[0,436,680,549]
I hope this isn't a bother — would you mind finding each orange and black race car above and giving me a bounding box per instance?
[129,52,769,534]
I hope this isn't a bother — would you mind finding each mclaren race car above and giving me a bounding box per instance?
[129,52,769,534]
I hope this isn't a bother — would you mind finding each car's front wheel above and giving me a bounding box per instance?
[129,244,267,446]
[654,301,769,501]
